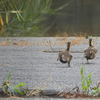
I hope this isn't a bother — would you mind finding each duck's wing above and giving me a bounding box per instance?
[61,51,72,62]
[84,46,97,59]
[92,47,98,54]
[57,51,68,63]
[84,46,97,54]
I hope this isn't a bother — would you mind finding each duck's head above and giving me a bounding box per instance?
[89,39,94,46]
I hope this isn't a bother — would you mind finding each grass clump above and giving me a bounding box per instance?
[81,66,92,94]
[0,71,28,96]
[1,67,100,99]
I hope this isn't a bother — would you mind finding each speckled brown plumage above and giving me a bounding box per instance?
[57,42,72,67]
[84,39,98,63]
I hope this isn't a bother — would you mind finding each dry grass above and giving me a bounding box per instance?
[55,32,87,46]
[1,41,9,46]
[27,78,61,97]
[71,37,84,46]
[14,40,31,46]
[0,32,87,47]
[0,40,31,46]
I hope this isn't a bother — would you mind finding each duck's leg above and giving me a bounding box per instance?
[68,62,70,67]
[87,58,89,63]
[68,55,72,67]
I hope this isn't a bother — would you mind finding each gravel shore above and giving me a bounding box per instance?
[0,37,99,92]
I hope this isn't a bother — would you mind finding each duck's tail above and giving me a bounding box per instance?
[60,58,67,63]
[57,55,67,63]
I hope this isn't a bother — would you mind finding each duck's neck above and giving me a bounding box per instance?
[89,39,93,47]
[67,43,70,51]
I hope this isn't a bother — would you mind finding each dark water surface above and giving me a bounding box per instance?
[46,0,100,36]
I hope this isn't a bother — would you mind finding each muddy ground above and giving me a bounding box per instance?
[0,37,100,93]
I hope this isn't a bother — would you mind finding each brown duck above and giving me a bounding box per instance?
[57,42,72,67]
[84,39,98,63]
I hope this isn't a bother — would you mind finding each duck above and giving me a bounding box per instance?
[57,42,72,67]
[84,38,98,63]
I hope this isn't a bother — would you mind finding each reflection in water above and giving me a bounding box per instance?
[46,0,100,36]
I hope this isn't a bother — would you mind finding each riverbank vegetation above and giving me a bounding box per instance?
[0,0,70,37]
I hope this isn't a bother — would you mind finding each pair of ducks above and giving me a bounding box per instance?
[57,39,98,67]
